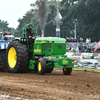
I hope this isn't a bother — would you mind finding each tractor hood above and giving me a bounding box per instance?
[35,37,66,43]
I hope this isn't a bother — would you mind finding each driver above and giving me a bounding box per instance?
[26,26,35,50]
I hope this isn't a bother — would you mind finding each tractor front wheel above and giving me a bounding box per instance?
[37,58,47,75]
[63,68,72,75]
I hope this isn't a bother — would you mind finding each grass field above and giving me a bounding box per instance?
[73,67,100,72]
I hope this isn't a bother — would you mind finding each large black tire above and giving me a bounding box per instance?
[6,40,29,73]
[37,58,47,75]
[63,68,72,75]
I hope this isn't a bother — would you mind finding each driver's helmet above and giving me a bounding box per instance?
[26,26,32,32]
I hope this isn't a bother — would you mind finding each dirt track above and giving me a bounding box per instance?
[0,68,100,100]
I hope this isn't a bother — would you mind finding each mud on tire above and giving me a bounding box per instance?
[6,40,29,73]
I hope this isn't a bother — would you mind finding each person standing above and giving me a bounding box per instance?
[79,37,83,46]
[86,38,89,45]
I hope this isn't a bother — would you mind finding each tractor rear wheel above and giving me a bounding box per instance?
[63,68,72,75]
[37,58,47,75]
[6,40,29,73]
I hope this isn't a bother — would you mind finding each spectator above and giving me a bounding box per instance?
[87,46,91,52]
[73,38,77,42]
[83,47,88,52]
[71,47,74,52]
[88,38,91,43]
[79,37,83,42]
[91,43,94,52]
[66,37,70,42]
[79,47,83,52]
[79,37,83,46]
[68,38,71,42]
[93,42,98,52]
[86,38,89,44]
[88,38,91,47]
[71,47,76,52]
[97,41,100,52]
[98,41,100,47]
[75,46,79,52]
[70,37,74,42]
[66,37,68,42]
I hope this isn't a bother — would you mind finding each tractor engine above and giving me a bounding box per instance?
[34,37,66,56]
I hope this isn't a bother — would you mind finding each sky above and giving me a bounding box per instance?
[0,0,36,29]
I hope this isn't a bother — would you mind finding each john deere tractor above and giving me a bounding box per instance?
[6,24,74,75]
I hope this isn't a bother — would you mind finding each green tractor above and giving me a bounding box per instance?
[6,24,74,75]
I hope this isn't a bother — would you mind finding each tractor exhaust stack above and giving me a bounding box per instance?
[41,30,44,37]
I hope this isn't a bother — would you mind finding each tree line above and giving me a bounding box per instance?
[0,20,10,32]
[13,0,100,42]
[0,20,16,35]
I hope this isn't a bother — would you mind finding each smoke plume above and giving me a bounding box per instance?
[36,0,48,37]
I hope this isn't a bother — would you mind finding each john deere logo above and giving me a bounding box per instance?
[59,55,61,58]
[34,45,41,53]
[62,60,68,64]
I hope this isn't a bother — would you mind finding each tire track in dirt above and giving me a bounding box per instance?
[0,69,99,100]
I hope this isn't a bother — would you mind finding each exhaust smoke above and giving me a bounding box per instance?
[36,0,48,37]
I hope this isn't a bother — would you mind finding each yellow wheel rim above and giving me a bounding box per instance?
[8,47,17,68]
[38,62,41,71]
[64,68,67,71]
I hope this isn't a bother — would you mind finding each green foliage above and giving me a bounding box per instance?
[45,0,57,37]
[14,11,35,37]
[73,67,100,72]
[14,0,100,42]
[0,20,10,32]
[60,0,100,42]
[74,0,100,42]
